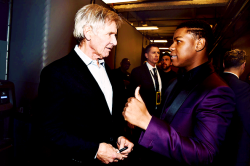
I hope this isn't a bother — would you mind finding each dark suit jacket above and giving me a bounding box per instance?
[111,67,130,106]
[35,49,125,165]
[138,63,235,166]
[220,73,250,166]
[129,63,161,117]
[159,69,177,92]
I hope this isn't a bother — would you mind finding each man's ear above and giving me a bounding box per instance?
[145,53,149,59]
[195,38,206,52]
[83,25,92,41]
[241,61,246,71]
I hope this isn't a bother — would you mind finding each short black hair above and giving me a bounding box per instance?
[176,20,214,53]
[223,49,247,68]
[160,52,171,61]
[145,44,159,54]
[121,58,129,63]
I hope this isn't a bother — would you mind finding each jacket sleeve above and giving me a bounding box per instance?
[138,86,235,165]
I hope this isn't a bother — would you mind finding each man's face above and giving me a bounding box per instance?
[161,55,172,70]
[89,21,117,59]
[121,60,131,71]
[170,27,198,71]
[145,46,160,67]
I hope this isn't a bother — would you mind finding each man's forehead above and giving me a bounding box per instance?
[173,27,196,39]
[150,47,160,51]
[162,55,170,59]
[174,27,187,36]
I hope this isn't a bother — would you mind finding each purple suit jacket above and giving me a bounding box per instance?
[138,63,235,165]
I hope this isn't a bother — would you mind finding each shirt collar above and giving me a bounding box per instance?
[224,71,239,79]
[178,61,210,82]
[146,61,157,71]
[74,45,105,67]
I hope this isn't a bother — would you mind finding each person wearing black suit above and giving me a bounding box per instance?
[220,49,250,166]
[111,58,131,106]
[35,4,133,165]
[159,53,177,92]
[245,72,250,85]
[129,44,162,117]
[128,44,162,164]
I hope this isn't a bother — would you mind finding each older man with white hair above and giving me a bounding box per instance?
[36,4,133,165]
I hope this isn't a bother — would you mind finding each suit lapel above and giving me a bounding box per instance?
[68,50,112,116]
[160,78,177,119]
[161,63,215,123]
[142,63,155,90]
[162,81,199,123]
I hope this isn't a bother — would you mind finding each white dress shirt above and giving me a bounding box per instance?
[74,45,113,114]
[146,62,162,92]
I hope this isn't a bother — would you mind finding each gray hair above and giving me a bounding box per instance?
[73,4,123,44]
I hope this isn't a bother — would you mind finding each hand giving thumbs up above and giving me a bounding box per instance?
[122,86,152,130]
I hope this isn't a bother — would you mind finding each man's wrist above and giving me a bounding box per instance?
[140,114,152,130]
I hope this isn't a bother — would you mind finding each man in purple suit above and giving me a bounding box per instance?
[123,20,235,165]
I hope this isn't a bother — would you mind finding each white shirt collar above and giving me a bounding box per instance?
[224,71,239,79]
[146,61,157,71]
[74,45,105,67]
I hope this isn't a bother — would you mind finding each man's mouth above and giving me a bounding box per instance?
[106,47,112,51]
[171,55,177,59]
[162,65,167,68]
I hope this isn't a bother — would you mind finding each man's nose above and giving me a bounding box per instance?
[170,44,175,51]
[112,35,117,46]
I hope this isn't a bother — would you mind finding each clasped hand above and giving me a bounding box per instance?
[96,136,133,164]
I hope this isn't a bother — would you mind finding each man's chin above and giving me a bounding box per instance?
[163,67,170,70]
[99,54,109,59]
[162,66,167,70]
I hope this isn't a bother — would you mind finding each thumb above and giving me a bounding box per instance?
[134,86,143,103]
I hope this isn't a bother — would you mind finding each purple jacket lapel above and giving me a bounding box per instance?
[161,63,215,123]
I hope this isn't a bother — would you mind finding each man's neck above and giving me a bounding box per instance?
[146,61,156,68]
[120,67,127,74]
[79,42,101,61]
[78,43,102,66]
[163,68,171,73]
[224,69,240,78]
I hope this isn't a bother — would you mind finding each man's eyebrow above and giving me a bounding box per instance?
[173,36,182,40]
[108,31,117,34]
